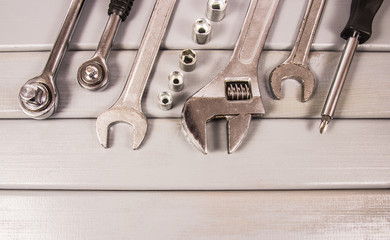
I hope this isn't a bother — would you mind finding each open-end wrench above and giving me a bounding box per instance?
[182,0,280,154]
[269,0,326,102]
[96,0,176,149]
[77,0,134,90]
[18,0,86,119]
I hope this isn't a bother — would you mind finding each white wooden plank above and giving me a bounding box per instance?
[0,0,388,52]
[0,118,389,190]
[1,50,389,119]
[0,190,389,240]
[0,1,388,236]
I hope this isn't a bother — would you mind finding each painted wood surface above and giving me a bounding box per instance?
[0,0,389,236]
[0,0,388,191]
[1,50,389,119]
[0,118,389,190]
[0,190,389,239]
[0,0,389,52]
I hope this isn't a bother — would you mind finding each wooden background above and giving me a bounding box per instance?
[0,0,389,238]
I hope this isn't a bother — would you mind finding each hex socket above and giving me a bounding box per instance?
[192,18,211,44]
[180,49,197,72]
[158,91,173,110]
[168,71,184,92]
[206,0,228,22]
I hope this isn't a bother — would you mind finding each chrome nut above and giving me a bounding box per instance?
[77,61,106,90]
[19,82,51,112]
[180,49,196,72]
[158,91,173,110]
[192,18,211,44]
[168,71,184,92]
[206,0,228,22]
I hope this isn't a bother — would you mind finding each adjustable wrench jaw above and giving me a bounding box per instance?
[182,0,280,154]
[96,106,147,149]
[182,71,264,154]
[269,63,316,102]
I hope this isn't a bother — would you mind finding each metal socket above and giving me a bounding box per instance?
[193,18,211,44]
[158,91,173,110]
[169,71,184,92]
[19,82,51,112]
[18,78,57,120]
[180,49,197,72]
[206,0,228,22]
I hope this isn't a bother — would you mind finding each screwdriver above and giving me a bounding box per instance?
[319,0,384,134]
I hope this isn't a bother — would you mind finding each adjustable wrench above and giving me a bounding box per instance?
[18,0,86,119]
[96,0,176,149]
[77,0,134,90]
[269,0,326,102]
[182,0,280,154]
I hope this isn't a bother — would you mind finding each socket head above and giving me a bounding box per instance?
[168,71,184,92]
[192,18,211,44]
[77,58,109,91]
[19,76,57,119]
[158,92,173,111]
[180,49,197,72]
[206,0,228,22]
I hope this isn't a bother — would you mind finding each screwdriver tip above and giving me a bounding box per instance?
[319,116,331,134]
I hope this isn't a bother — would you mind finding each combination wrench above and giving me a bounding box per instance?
[96,0,177,149]
[77,0,134,90]
[269,0,326,102]
[18,0,86,119]
[182,0,280,154]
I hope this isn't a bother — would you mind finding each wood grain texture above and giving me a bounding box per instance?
[1,50,389,119]
[0,190,389,240]
[0,0,388,237]
[0,0,388,51]
[0,118,389,190]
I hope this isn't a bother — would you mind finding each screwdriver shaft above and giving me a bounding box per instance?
[319,31,359,134]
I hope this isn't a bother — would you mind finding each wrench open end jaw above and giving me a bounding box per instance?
[96,107,147,149]
[268,0,326,102]
[95,0,177,150]
[182,97,264,155]
[182,75,265,154]
[269,63,316,102]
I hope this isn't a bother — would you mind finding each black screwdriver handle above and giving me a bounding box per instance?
[108,0,134,21]
[340,0,383,44]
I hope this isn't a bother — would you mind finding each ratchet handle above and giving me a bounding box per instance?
[340,0,383,44]
[108,0,134,21]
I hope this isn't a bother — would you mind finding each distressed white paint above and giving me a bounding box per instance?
[0,190,389,240]
[0,0,388,51]
[0,0,388,191]
[0,0,388,237]
[0,119,389,190]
